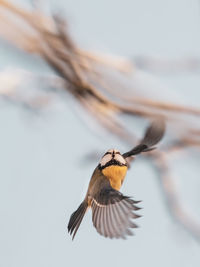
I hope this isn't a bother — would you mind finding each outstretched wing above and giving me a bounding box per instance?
[123,118,165,158]
[89,177,141,239]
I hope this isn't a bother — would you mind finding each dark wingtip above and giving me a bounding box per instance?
[129,222,139,228]
[133,205,142,211]
[126,229,134,236]
[123,119,165,158]
[133,200,142,204]
[132,213,142,219]
[142,118,166,147]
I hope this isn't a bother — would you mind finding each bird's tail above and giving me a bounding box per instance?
[68,201,88,240]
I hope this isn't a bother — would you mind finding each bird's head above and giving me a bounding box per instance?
[98,149,127,170]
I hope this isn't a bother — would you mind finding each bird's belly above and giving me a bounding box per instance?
[102,165,127,191]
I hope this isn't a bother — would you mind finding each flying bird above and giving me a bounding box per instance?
[68,119,165,240]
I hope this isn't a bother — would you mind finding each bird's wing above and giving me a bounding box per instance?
[123,118,165,158]
[89,174,141,239]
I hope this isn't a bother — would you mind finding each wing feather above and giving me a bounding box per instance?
[90,184,141,239]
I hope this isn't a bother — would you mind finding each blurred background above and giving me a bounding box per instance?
[0,0,200,266]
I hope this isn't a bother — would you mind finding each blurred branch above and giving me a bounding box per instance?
[0,69,61,111]
[0,0,200,241]
[152,151,200,241]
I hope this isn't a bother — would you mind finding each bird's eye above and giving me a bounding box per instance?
[104,152,112,156]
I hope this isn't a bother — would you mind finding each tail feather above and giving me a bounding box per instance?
[68,201,88,240]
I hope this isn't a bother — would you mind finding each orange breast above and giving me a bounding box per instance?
[102,165,127,191]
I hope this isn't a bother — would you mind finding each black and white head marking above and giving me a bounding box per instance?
[98,149,127,170]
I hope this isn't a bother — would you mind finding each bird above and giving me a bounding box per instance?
[68,119,165,240]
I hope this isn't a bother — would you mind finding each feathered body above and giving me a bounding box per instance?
[68,119,165,240]
[102,165,127,190]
